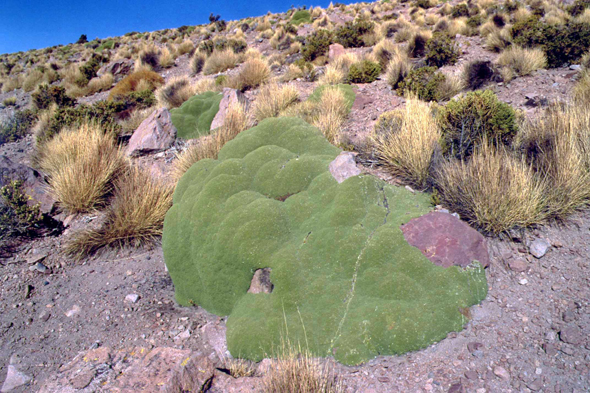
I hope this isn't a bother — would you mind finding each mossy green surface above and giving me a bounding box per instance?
[163,117,488,365]
[291,10,312,25]
[170,91,223,139]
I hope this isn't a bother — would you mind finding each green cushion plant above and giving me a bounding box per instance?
[170,91,223,139]
[163,117,488,365]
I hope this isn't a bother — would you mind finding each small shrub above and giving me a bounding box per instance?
[408,31,430,57]
[32,84,76,110]
[434,143,546,233]
[37,122,126,213]
[78,53,107,86]
[451,3,469,18]
[385,51,413,88]
[302,29,333,61]
[497,46,546,76]
[486,29,512,52]
[568,0,590,16]
[0,110,37,145]
[0,180,45,246]
[156,77,195,109]
[108,69,164,99]
[396,66,446,101]
[371,98,440,188]
[334,19,375,48]
[227,58,271,91]
[425,33,459,67]
[191,52,206,75]
[438,90,518,160]
[291,10,312,25]
[347,59,381,83]
[2,97,16,107]
[463,60,498,90]
[138,46,160,69]
[372,39,400,69]
[254,83,299,121]
[203,49,242,75]
[310,85,350,144]
[66,167,173,258]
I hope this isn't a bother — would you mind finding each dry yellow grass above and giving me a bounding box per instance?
[262,339,343,393]
[311,86,349,145]
[172,102,248,180]
[573,70,590,105]
[155,76,195,109]
[372,39,401,69]
[385,51,412,88]
[497,46,547,77]
[65,166,174,258]
[37,122,126,213]
[371,98,441,189]
[437,73,465,101]
[226,58,271,91]
[192,78,219,94]
[319,65,346,85]
[190,52,206,75]
[254,83,300,122]
[22,69,45,92]
[203,49,242,75]
[435,142,547,233]
[67,73,114,98]
[175,40,194,56]
[1,75,23,93]
[517,104,590,219]
[159,47,176,68]
[119,107,155,134]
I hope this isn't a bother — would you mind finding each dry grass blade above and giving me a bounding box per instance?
[371,98,440,189]
[66,166,174,258]
[311,86,349,145]
[262,338,343,393]
[254,83,299,122]
[155,76,195,109]
[172,102,249,181]
[37,122,126,214]
[497,46,546,77]
[227,58,271,91]
[435,142,547,233]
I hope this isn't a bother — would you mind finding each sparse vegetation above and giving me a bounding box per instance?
[108,69,164,100]
[155,76,195,109]
[396,66,446,101]
[254,83,299,121]
[0,109,37,145]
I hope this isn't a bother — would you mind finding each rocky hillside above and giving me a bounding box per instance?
[0,0,589,391]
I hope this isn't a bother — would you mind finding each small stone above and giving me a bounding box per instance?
[519,278,528,285]
[467,342,484,354]
[125,294,140,303]
[508,258,528,273]
[377,377,390,383]
[447,382,463,393]
[1,364,31,392]
[569,64,581,71]
[529,239,551,258]
[560,326,583,345]
[28,262,48,273]
[561,345,575,355]
[476,389,486,393]
[65,305,81,317]
[405,185,415,193]
[465,370,478,380]
[545,331,557,342]
[493,366,510,380]
[38,310,50,322]
[69,369,95,390]
[535,368,542,375]
[562,310,575,323]
[175,329,191,341]
[527,378,543,391]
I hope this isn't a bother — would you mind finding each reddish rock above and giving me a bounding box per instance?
[508,258,528,273]
[328,43,346,60]
[98,59,133,80]
[210,88,248,131]
[401,212,490,268]
[0,155,56,214]
[127,108,176,157]
[329,152,361,183]
[351,93,375,111]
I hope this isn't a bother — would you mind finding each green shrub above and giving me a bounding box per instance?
[32,84,76,110]
[163,116,488,366]
[396,66,446,102]
[40,101,122,144]
[425,33,459,67]
[96,39,115,52]
[511,18,590,67]
[112,89,156,111]
[170,91,223,139]
[415,0,433,8]
[451,3,469,18]
[77,53,107,87]
[2,97,16,107]
[347,59,382,83]
[0,180,44,242]
[291,10,311,25]
[467,14,484,28]
[301,29,333,61]
[334,19,375,48]
[568,0,590,16]
[438,90,517,160]
[0,110,37,145]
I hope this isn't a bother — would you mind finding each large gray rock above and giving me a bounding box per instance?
[0,156,55,214]
[127,108,177,157]
[210,88,248,131]
[1,364,31,392]
[401,211,490,268]
[329,152,361,183]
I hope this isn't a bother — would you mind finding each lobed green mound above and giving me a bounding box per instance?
[291,10,312,25]
[170,91,223,139]
[163,117,487,365]
[308,83,356,111]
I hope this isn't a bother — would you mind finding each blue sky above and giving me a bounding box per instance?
[0,0,355,55]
